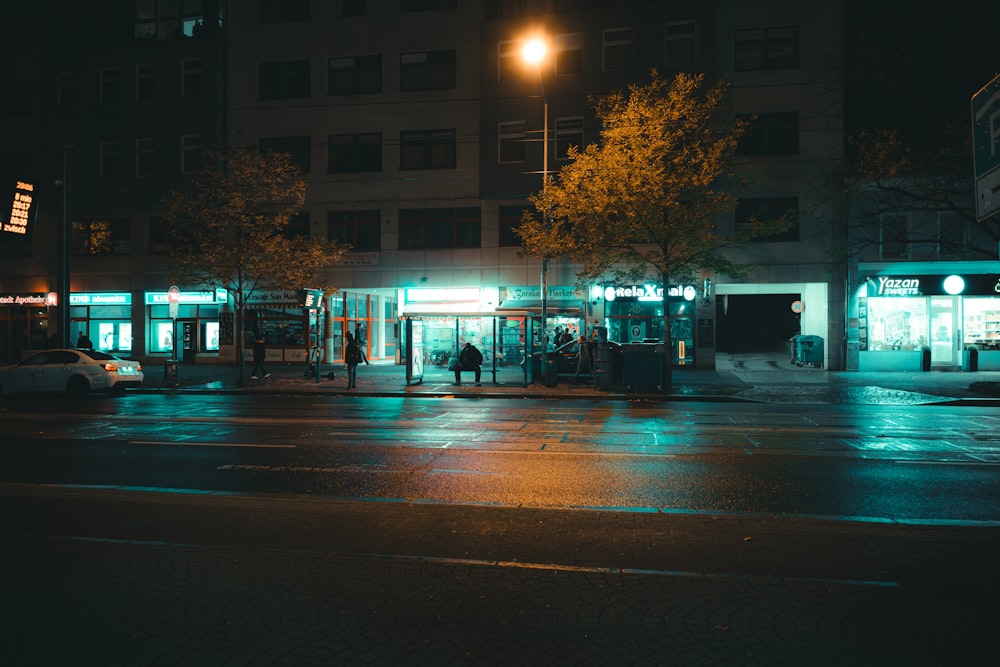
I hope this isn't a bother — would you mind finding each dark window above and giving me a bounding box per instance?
[343,0,366,17]
[328,55,381,95]
[100,68,120,104]
[136,138,158,177]
[72,218,131,255]
[259,0,310,23]
[149,216,170,254]
[735,26,798,71]
[880,213,909,259]
[735,197,799,242]
[136,63,156,101]
[498,121,526,164]
[328,209,380,251]
[259,60,311,100]
[328,133,382,173]
[181,134,203,173]
[182,59,204,97]
[555,33,583,76]
[100,141,122,179]
[603,28,632,71]
[499,206,526,247]
[400,50,456,91]
[58,72,78,109]
[284,212,311,239]
[400,129,456,170]
[401,0,457,11]
[665,21,697,65]
[737,112,799,156]
[260,135,312,173]
[554,117,583,160]
[398,207,480,249]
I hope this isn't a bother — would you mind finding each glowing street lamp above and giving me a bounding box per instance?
[521,36,554,385]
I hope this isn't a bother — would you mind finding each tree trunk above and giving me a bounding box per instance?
[661,270,673,391]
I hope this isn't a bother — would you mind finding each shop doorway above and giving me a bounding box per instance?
[929,296,959,367]
[177,320,196,362]
[716,293,801,353]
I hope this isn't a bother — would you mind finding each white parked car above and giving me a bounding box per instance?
[0,348,144,396]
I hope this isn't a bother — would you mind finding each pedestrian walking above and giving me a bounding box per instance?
[454,341,483,385]
[251,336,270,380]
[345,332,368,389]
[572,335,593,383]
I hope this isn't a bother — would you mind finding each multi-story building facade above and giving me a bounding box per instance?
[1,0,851,374]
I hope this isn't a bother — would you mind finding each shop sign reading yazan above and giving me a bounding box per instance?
[604,284,697,302]
[868,274,1000,297]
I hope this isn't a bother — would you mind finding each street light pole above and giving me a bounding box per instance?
[522,36,551,384]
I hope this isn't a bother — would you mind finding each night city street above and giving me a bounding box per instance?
[2,392,998,665]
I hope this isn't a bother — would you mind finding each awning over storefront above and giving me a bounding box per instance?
[494,299,582,314]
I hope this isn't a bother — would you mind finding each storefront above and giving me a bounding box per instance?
[852,261,1000,370]
[0,292,57,361]
[70,292,134,353]
[602,282,699,366]
[146,288,227,363]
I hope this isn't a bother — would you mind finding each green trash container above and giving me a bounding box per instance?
[622,343,666,391]
[793,335,823,367]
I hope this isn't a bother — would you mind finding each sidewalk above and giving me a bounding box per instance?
[142,351,1000,405]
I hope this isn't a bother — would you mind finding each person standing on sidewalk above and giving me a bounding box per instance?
[572,335,593,383]
[251,336,270,380]
[345,332,368,389]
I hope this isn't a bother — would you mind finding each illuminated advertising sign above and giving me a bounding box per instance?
[603,283,697,302]
[70,292,132,306]
[0,292,56,307]
[866,274,1000,297]
[2,181,37,241]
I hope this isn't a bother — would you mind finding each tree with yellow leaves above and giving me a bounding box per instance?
[165,147,347,384]
[517,71,790,390]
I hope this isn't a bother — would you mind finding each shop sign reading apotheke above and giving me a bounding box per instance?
[604,284,697,302]
[0,292,57,306]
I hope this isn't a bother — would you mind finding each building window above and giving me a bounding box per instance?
[136,63,156,101]
[342,0,366,17]
[136,138,157,177]
[399,207,480,249]
[401,0,457,11]
[260,135,312,173]
[284,212,311,239]
[603,28,633,71]
[735,197,799,242]
[328,132,382,173]
[737,112,799,156]
[149,216,170,254]
[555,33,583,76]
[135,0,208,40]
[99,141,122,179]
[259,60,311,100]
[735,26,798,71]
[554,117,583,160]
[181,134,203,173]
[182,59,204,97]
[497,40,521,82]
[100,68,120,105]
[665,21,697,65]
[400,129,456,170]
[400,50,456,91]
[498,121,526,164]
[72,218,131,256]
[937,212,967,258]
[879,213,909,259]
[58,72,78,109]
[328,55,381,95]
[499,205,526,247]
[328,210,380,251]
[259,0,310,23]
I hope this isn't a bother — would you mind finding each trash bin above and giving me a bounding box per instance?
[792,335,823,367]
[544,358,558,387]
[163,360,178,382]
[622,343,666,391]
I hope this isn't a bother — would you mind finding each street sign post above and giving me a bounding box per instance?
[971,73,1000,221]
